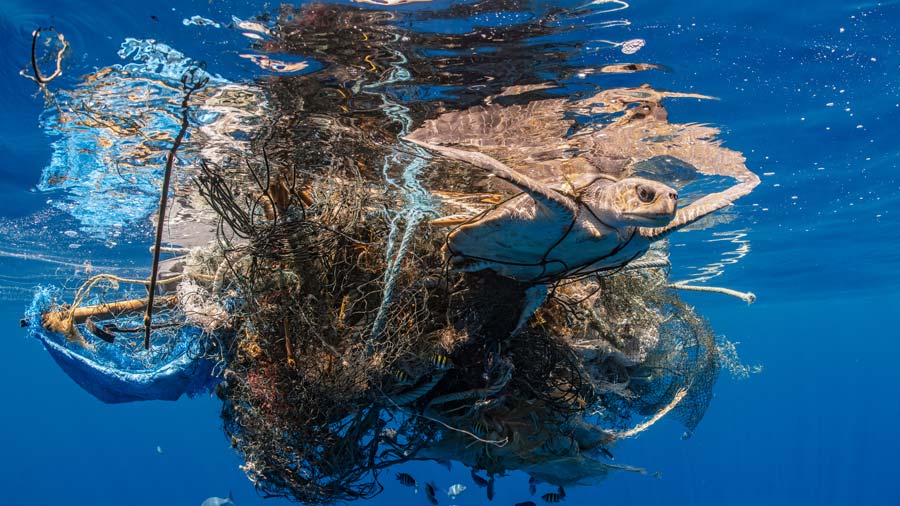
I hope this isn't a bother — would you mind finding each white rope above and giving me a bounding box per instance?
[667,282,756,304]
[366,42,436,343]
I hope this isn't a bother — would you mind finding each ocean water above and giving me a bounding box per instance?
[1,1,898,505]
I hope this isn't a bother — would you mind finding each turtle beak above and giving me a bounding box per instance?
[622,211,676,226]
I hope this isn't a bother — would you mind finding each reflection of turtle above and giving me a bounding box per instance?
[407,139,757,332]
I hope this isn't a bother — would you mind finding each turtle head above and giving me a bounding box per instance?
[586,177,678,228]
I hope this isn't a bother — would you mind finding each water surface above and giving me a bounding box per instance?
[1,1,898,505]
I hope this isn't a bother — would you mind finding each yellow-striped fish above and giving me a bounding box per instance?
[396,472,417,489]
[433,353,454,370]
[392,368,413,385]
[542,492,563,503]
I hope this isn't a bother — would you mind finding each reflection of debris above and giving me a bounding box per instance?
[584,0,630,15]
[230,16,271,37]
[681,230,753,283]
[238,54,309,73]
[36,39,231,237]
[353,0,432,5]
[620,38,646,54]
[19,28,69,87]
[183,16,221,28]
[19,27,69,107]
[597,62,662,74]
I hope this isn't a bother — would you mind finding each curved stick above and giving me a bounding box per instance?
[144,69,209,349]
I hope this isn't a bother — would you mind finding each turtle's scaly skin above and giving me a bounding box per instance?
[407,141,678,283]
[446,176,678,282]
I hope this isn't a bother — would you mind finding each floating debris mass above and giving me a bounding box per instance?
[21,2,759,505]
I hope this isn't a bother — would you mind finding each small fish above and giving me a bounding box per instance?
[599,447,614,460]
[515,502,537,506]
[396,472,417,490]
[486,477,495,501]
[557,486,566,499]
[470,470,489,488]
[433,354,454,370]
[200,492,235,506]
[652,471,662,479]
[542,492,563,503]
[425,482,439,505]
[155,445,164,455]
[393,368,413,384]
[528,476,538,496]
[150,15,159,22]
[472,420,489,437]
[447,483,466,498]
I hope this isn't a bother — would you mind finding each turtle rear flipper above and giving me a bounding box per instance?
[512,284,550,335]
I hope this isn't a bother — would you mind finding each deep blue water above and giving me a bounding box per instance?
[1,1,898,505]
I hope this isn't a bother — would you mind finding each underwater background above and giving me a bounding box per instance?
[1,0,898,505]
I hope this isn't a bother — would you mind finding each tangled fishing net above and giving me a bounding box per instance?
[192,144,726,501]
[29,130,738,503]
[22,4,760,504]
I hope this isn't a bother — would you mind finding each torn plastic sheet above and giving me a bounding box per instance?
[24,287,220,403]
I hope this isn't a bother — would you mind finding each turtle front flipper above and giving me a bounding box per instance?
[404,137,578,219]
[640,170,760,240]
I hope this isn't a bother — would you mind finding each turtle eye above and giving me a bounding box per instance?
[637,185,656,203]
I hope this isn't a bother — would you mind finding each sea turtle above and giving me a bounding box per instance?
[406,139,757,332]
